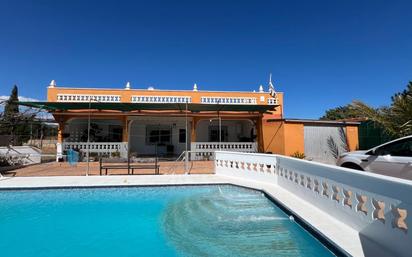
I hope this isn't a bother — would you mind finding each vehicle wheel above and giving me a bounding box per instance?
[341,162,363,171]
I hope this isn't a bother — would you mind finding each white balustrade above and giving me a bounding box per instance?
[190,142,257,160]
[57,94,121,102]
[200,96,257,105]
[267,97,278,105]
[62,142,128,157]
[131,95,192,103]
[214,151,412,257]
[192,142,257,152]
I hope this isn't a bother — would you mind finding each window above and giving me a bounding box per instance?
[208,126,228,142]
[108,125,122,142]
[146,125,172,145]
[179,129,186,143]
[375,138,412,157]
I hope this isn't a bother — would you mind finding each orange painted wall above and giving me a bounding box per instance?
[47,86,284,119]
[261,120,285,154]
[261,121,361,157]
[261,121,305,156]
[283,123,305,156]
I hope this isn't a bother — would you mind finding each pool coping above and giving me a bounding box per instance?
[0,174,366,256]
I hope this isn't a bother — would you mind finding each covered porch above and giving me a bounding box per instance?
[190,118,257,160]
[60,116,258,160]
[18,101,272,161]
[60,116,128,159]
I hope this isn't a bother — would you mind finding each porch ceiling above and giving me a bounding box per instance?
[18,101,276,113]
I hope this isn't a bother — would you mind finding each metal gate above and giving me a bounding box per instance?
[304,125,348,164]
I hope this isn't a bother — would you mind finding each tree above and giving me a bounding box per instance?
[4,85,19,117]
[352,81,412,137]
[0,85,20,145]
[0,85,37,145]
[320,104,361,120]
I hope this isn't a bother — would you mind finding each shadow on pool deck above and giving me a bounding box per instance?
[1,161,214,177]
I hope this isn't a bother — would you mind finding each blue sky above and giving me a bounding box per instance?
[0,0,411,118]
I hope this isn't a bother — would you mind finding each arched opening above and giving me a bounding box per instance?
[63,118,123,143]
[128,116,192,157]
[191,118,258,157]
[195,119,256,143]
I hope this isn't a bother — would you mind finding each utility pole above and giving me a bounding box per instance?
[86,97,91,176]
[185,100,189,174]
[218,111,221,151]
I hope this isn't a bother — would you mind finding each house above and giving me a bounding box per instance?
[19,80,359,161]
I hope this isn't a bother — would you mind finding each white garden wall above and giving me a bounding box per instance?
[215,151,412,257]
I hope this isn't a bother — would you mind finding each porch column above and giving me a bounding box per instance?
[56,118,65,162]
[57,122,63,144]
[122,117,128,142]
[122,117,128,158]
[191,117,198,142]
[256,115,265,153]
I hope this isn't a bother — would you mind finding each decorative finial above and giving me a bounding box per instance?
[125,82,131,90]
[193,83,198,91]
[49,80,56,88]
[258,84,264,93]
[268,73,277,98]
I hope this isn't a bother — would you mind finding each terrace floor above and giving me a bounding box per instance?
[1,161,214,177]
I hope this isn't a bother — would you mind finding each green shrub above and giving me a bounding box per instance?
[111,151,120,158]
[89,152,99,158]
[290,151,305,159]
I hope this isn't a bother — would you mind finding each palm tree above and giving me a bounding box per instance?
[352,82,412,137]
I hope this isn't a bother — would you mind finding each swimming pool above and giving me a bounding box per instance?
[0,185,336,257]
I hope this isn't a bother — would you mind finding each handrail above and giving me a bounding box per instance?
[164,151,187,175]
[164,150,216,174]
[176,151,187,162]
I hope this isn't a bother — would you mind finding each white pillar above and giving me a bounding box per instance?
[56,142,62,162]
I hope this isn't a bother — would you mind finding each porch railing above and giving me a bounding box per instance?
[62,142,128,157]
[190,142,257,160]
[191,142,257,152]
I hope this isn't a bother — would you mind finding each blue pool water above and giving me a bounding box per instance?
[0,185,335,257]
